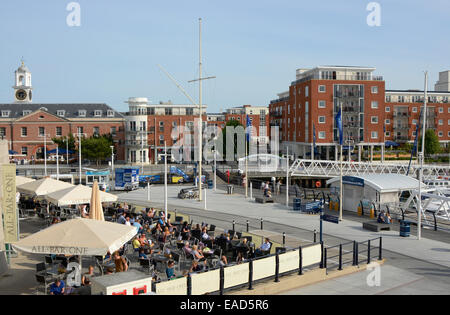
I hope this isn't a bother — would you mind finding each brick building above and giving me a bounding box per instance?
[269,66,450,161]
[0,62,126,162]
[124,98,270,164]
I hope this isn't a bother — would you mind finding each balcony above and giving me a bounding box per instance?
[393,112,409,118]
[126,140,149,147]
[393,125,410,131]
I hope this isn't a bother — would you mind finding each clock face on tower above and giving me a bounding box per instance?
[16,89,27,101]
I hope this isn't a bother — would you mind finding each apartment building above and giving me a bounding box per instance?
[270,66,386,160]
[270,66,450,161]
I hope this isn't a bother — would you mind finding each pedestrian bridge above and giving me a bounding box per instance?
[289,159,450,180]
[238,155,450,180]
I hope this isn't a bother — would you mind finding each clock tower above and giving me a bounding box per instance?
[13,60,33,103]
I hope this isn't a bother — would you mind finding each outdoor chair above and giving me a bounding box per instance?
[35,274,53,295]
[139,259,154,275]
[36,262,47,273]
[209,224,216,232]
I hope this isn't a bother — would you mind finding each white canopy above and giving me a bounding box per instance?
[17,178,74,197]
[16,176,35,187]
[12,218,137,256]
[45,184,117,207]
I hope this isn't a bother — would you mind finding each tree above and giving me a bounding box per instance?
[221,120,244,161]
[52,133,76,152]
[81,134,114,166]
[418,129,441,156]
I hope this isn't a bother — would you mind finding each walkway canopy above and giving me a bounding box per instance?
[327,174,422,193]
[45,184,117,207]
[16,176,35,187]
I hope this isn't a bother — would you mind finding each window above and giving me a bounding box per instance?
[93,127,100,136]
[318,131,326,139]
[385,106,390,113]
[77,126,84,134]
[412,107,418,113]
[318,100,326,108]
[21,127,27,137]
[371,116,378,124]
[165,108,173,115]
[448,119,450,126]
[56,127,62,136]
[186,108,194,116]
[22,110,31,116]
[371,101,379,109]
[94,110,102,117]
[318,116,326,124]
[21,147,27,155]
[448,107,450,114]
[412,131,416,137]
[318,85,326,93]
[439,119,443,126]
[111,127,117,135]
[0,128,5,136]
[57,110,65,117]
[78,110,86,117]
[1,111,10,117]
[107,110,115,117]
[159,135,164,145]
[438,131,443,138]
[439,107,444,113]
[385,119,390,125]
[305,86,309,97]
[385,95,391,102]
[385,131,391,137]
[371,86,378,94]
[159,121,164,132]
[39,127,45,136]
[448,131,450,137]
[371,131,378,139]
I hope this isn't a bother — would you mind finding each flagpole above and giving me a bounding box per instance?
[418,72,428,240]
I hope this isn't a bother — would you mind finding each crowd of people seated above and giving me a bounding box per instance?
[377,210,392,224]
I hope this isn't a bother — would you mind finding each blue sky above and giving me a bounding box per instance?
[0,0,448,112]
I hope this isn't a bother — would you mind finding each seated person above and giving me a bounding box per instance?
[133,219,144,234]
[218,255,228,267]
[132,236,142,252]
[183,242,192,257]
[81,266,95,286]
[201,227,214,246]
[163,247,172,259]
[166,260,176,280]
[255,238,271,256]
[50,279,65,295]
[138,248,149,260]
[189,260,206,273]
[191,245,205,261]
[236,252,244,264]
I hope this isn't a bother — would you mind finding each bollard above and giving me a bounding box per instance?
[367,240,371,264]
[232,220,235,231]
[260,218,264,230]
[357,206,362,216]
[320,242,324,269]
[219,266,224,295]
[338,244,343,271]
[187,274,192,295]
[298,246,303,275]
[282,232,286,248]
[248,259,254,290]
[370,208,375,219]
[246,220,249,232]
[250,182,253,200]
[355,242,359,266]
[378,237,383,261]
[352,241,357,266]
[313,230,317,243]
[274,253,280,283]
[324,248,328,269]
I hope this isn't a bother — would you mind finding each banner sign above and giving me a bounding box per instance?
[2,164,18,243]
[342,176,364,187]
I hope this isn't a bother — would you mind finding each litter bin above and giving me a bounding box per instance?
[400,220,411,237]
[293,198,302,211]
[207,179,213,189]
[227,185,234,195]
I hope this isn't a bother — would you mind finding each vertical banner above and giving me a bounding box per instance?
[2,164,18,243]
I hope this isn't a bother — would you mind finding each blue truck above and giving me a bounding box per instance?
[115,168,140,191]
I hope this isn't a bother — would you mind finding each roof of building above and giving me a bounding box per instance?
[386,90,450,94]
[326,174,422,193]
[0,103,124,119]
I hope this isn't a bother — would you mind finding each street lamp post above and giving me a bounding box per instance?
[38,133,50,177]
[76,132,87,185]
[110,145,114,190]
[56,144,59,180]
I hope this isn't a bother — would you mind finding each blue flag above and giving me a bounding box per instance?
[335,108,343,145]
[246,115,252,143]
[313,123,317,150]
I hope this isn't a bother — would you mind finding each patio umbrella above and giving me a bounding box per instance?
[16,176,35,187]
[44,184,117,207]
[12,218,137,256]
[89,181,105,221]
[17,177,74,197]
